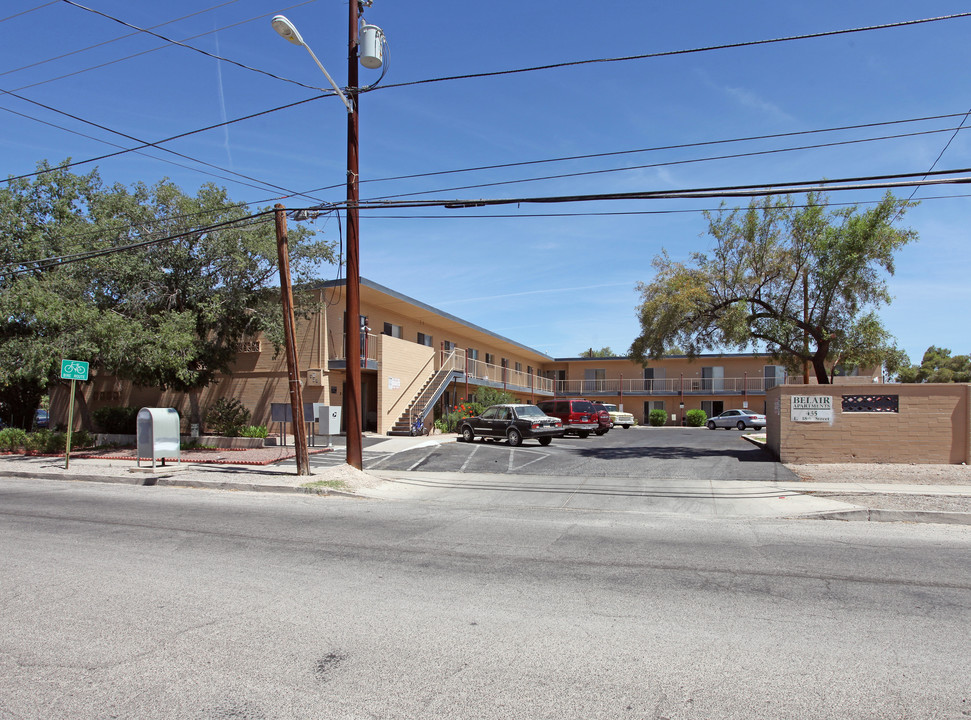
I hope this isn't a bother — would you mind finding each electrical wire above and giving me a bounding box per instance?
[376,12,971,92]
[5,0,320,93]
[1,210,275,277]
[0,0,245,78]
[0,86,329,203]
[360,125,971,203]
[57,0,327,92]
[0,2,58,23]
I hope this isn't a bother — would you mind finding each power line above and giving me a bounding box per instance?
[57,0,326,92]
[5,0,319,93]
[0,2,58,23]
[1,93,332,184]
[0,85,329,203]
[0,0,244,78]
[1,210,275,277]
[361,125,971,203]
[377,12,971,92]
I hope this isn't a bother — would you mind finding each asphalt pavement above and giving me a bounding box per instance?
[1,432,969,524]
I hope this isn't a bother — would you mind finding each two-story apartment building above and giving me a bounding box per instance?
[71,277,879,434]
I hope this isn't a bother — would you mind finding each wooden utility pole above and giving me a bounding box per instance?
[343,0,364,469]
[274,205,310,475]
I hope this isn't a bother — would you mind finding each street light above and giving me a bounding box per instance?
[271,7,385,470]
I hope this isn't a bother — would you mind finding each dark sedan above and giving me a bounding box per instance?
[459,404,564,447]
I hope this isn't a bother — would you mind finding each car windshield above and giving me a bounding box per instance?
[574,401,595,412]
[603,404,617,412]
[515,405,546,418]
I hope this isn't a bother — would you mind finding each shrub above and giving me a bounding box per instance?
[0,427,28,452]
[239,425,268,439]
[685,409,707,427]
[649,409,667,427]
[93,406,139,434]
[205,398,251,437]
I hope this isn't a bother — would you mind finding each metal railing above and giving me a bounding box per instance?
[330,332,380,363]
[555,376,789,396]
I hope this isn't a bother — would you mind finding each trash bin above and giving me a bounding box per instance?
[137,408,181,469]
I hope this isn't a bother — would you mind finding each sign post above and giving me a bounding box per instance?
[60,360,89,469]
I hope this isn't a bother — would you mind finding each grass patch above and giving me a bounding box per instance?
[301,479,350,491]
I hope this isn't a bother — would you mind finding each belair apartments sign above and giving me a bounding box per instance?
[790,395,833,423]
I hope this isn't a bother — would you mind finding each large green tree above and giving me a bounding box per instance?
[629,193,916,384]
[898,346,970,383]
[579,347,615,358]
[0,162,335,428]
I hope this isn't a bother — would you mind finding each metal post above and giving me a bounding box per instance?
[344,0,363,469]
[274,205,310,475]
[64,380,76,470]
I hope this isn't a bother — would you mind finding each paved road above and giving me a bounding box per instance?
[321,427,797,482]
[1,478,969,719]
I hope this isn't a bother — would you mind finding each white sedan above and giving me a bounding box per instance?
[706,409,766,430]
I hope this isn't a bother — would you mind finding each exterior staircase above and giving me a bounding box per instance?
[388,366,462,436]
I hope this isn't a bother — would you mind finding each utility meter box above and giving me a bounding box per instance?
[319,406,341,435]
[136,407,181,469]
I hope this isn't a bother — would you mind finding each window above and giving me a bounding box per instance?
[417,332,432,347]
[701,400,724,418]
[485,353,496,365]
[467,348,479,361]
[443,340,456,353]
[763,365,785,389]
[643,400,664,423]
[383,322,402,339]
[584,368,605,392]
[701,366,724,391]
[515,362,523,373]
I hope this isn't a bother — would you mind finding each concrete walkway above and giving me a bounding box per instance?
[1,434,969,524]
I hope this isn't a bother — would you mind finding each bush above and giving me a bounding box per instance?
[93,406,139,434]
[685,409,707,427]
[239,425,268,439]
[0,427,27,452]
[649,409,667,427]
[205,398,251,437]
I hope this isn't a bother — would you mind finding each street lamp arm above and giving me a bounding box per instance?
[300,43,354,113]
[271,14,353,113]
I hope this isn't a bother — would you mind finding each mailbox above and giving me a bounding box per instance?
[136,407,181,469]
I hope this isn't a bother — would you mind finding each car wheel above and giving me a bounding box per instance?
[507,428,523,447]
[578,431,590,439]
[538,437,552,446]
[461,426,474,443]
[707,421,716,430]
[736,420,746,430]
[622,424,630,429]
[595,427,607,436]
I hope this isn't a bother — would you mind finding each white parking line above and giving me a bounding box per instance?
[459,444,479,472]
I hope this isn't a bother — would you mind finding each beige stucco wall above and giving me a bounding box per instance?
[766,383,971,464]
[377,335,435,435]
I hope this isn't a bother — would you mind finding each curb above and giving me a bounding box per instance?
[802,508,971,526]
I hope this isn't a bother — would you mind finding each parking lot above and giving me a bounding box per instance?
[313,426,799,483]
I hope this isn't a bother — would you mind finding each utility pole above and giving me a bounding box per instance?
[344,0,364,469]
[274,205,310,475]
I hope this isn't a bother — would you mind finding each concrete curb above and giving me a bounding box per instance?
[3,469,969,523]
[801,508,971,525]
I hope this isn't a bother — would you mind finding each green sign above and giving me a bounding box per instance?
[60,359,89,381]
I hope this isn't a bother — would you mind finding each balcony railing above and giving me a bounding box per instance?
[556,376,789,396]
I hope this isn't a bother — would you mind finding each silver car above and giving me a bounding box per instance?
[706,409,766,430]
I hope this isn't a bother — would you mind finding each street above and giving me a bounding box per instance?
[1,477,969,719]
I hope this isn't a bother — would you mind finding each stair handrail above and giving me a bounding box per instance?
[405,351,463,430]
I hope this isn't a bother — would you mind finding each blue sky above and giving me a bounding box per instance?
[3,0,970,364]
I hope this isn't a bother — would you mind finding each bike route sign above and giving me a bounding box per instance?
[60,359,89,381]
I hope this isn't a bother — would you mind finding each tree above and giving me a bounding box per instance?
[898,346,970,383]
[579,347,615,358]
[0,162,336,428]
[629,192,916,384]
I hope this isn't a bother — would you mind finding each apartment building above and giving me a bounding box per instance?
[72,277,879,434]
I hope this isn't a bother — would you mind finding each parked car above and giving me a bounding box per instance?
[32,409,50,429]
[535,398,600,438]
[459,404,564,447]
[706,409,766,430]
[591,402,612,435]
[601,403,635,429]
